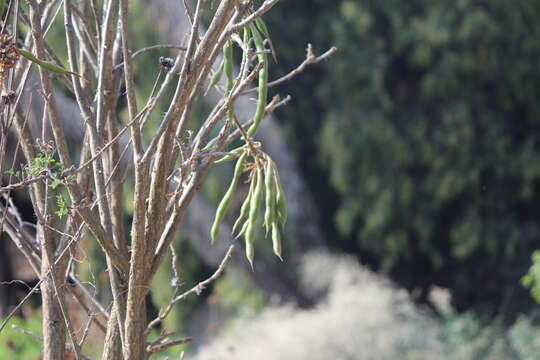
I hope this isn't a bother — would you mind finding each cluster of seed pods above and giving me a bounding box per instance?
[209,20,286,267]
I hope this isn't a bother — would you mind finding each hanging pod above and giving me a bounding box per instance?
[210,151,248,243]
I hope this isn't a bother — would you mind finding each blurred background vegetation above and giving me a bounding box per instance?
[3,0,540,358]
[266,0,540,316]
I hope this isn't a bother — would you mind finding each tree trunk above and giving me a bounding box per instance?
[40,255,66,360]
[123,296,148,360]
[102,305,124,360]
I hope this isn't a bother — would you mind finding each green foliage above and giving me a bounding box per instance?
[507,316,540,359]
[522,251,540,303]
[54,194,68,218]
[265,0,540,314]
[28,149,56,176]
[316,0,540,265]
[22,148,73,217]
[439,313,540,359]
[4,146,74,219]
[5,168,22,179]
[0,314,42,360]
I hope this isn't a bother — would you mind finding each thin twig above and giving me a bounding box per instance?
[113,44,187,71]
[0,222,87,335]
[145,245,234,334]
[12,324,94,360]
[67,285,107,334]
[11,324,43,341]
[171,245,234,304]
[75,104,150,175]
[0,174,52,193]
[146,337,193,355]
[229,0,280,33]
[148,331,177,347]
[69,274,110,319]
[243,45,337,94]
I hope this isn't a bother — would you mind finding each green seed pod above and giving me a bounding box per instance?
[248,167,264,226]
[214,153,237,163]
[242,167,263,264]
[210,152,247,243]
[233,180,254,233]
[263,159,276,235]
[246,24,268,137]
[224,40,234,95]
[206,60,224,94]
[240,26,250,70]
[245,225,255,269]
[276,186,287,225]
[255,17,277,63]
[271,222,283,261]
[215,147,243,163]
[235,218,250,240]
[273,166,287,226]
[255,17,270,40]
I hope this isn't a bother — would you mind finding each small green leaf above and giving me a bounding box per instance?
[19,49,85,79]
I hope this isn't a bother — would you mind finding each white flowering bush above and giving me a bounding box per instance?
[192,252,540,360]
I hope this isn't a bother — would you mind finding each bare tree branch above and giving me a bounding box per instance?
[146,245,235,335]
[243,45,338,94]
